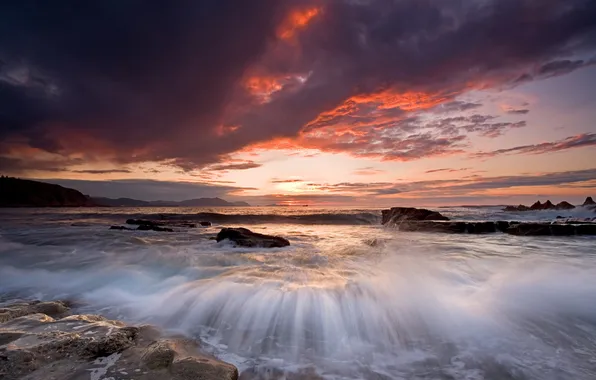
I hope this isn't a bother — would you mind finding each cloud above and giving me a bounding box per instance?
[425,168,471,174]
[353,167,386,176]
[505,108,530,115]
[71,169,131,174]
[271,178,304,183]
[472,133,596,158]
[206,161,262,171]
[1,0,596,171]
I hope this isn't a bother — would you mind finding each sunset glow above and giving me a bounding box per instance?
[1,1,595,206]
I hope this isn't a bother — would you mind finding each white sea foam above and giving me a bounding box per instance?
[1,207,595,379]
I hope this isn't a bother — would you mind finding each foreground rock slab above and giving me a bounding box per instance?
[0,301,238,380]
[216,227,290,248]
[381,207,449,225]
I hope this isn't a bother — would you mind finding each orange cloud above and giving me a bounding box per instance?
[277,7,321,40]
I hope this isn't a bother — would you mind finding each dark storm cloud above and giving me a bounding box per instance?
[472,133,596,158]
[1,0,596,170]
[0,0,291,165]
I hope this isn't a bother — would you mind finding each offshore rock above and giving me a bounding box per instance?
[583,196,595,206]
[505,223,596,236]
[216,227,290,248]
[555,201,575,210]
[381,207,449,225]
[0,301,238,380]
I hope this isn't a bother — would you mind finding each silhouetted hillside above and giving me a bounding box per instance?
[0,177,96,207]
[92,196,250,207]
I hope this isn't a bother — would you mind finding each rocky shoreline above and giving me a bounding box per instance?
[0,300,238,380]
[382,206,596,236]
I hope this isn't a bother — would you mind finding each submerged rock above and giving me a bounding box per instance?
[381,207,449,225]
[216,227,290,248]
[0,300,238,380]
[200,221,212,227]
[126,219,196,229]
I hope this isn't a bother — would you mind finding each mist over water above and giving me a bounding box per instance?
[1,207,596,379]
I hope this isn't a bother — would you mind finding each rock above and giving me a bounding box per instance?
[576,224,596,235]
[555,201,575,210]
[0,301,68,323]
[583,197,596,206]
[530,201,543,210]
[109,225,133,230]
[200,221,212,227]
[0,300,239,380]
[543,200,555,209]
[126,219,196,229]
[503,205,530,212]
[137,224,174,232]
[142,340,176,369]
[381,207,449,225]
[216,227,290,248]
[505,223,596,236]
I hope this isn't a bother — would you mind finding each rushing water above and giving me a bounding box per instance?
[1,206,596,379]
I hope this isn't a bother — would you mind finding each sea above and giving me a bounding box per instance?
[1,206,596,380]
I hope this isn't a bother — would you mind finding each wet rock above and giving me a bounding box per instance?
[0,300,239,380]
[583,196,595,206]
[496,221,511,232]
[555,201,575,210]
[0,301,68,323]
[381,207,449,225]
[142,340,176,369]
[505,223,596,236]
[109,225,133,230]
[137,224,174,232]
[216,227,290,248]
[172,356,238,380]
[126,219,196,229]
[200,221,212,227]
[576,224,596,235]
[503,205,530,212]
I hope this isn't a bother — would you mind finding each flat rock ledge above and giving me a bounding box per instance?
[216,227,290,248]
[382,207,596,236]
[0,301,238,380]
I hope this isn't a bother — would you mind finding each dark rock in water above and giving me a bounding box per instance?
[200,221,212,227]
[109,225,133,230]
[496,221,511,232]
[0,300,238,380]
[583,197,595,206]
[392,221,498,234]
[555,201,575,210]
[576,224,596,235]
[504,205,530,211]
[126,218,195,229]
[216,227,290,248]
[381,207,449,225]
[506,200,573,211]
[505,223,596,236]
[137,224,174,232]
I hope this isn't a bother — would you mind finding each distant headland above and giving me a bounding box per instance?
[0,177,250,207]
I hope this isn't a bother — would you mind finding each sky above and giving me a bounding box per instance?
[1,0,595,206]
